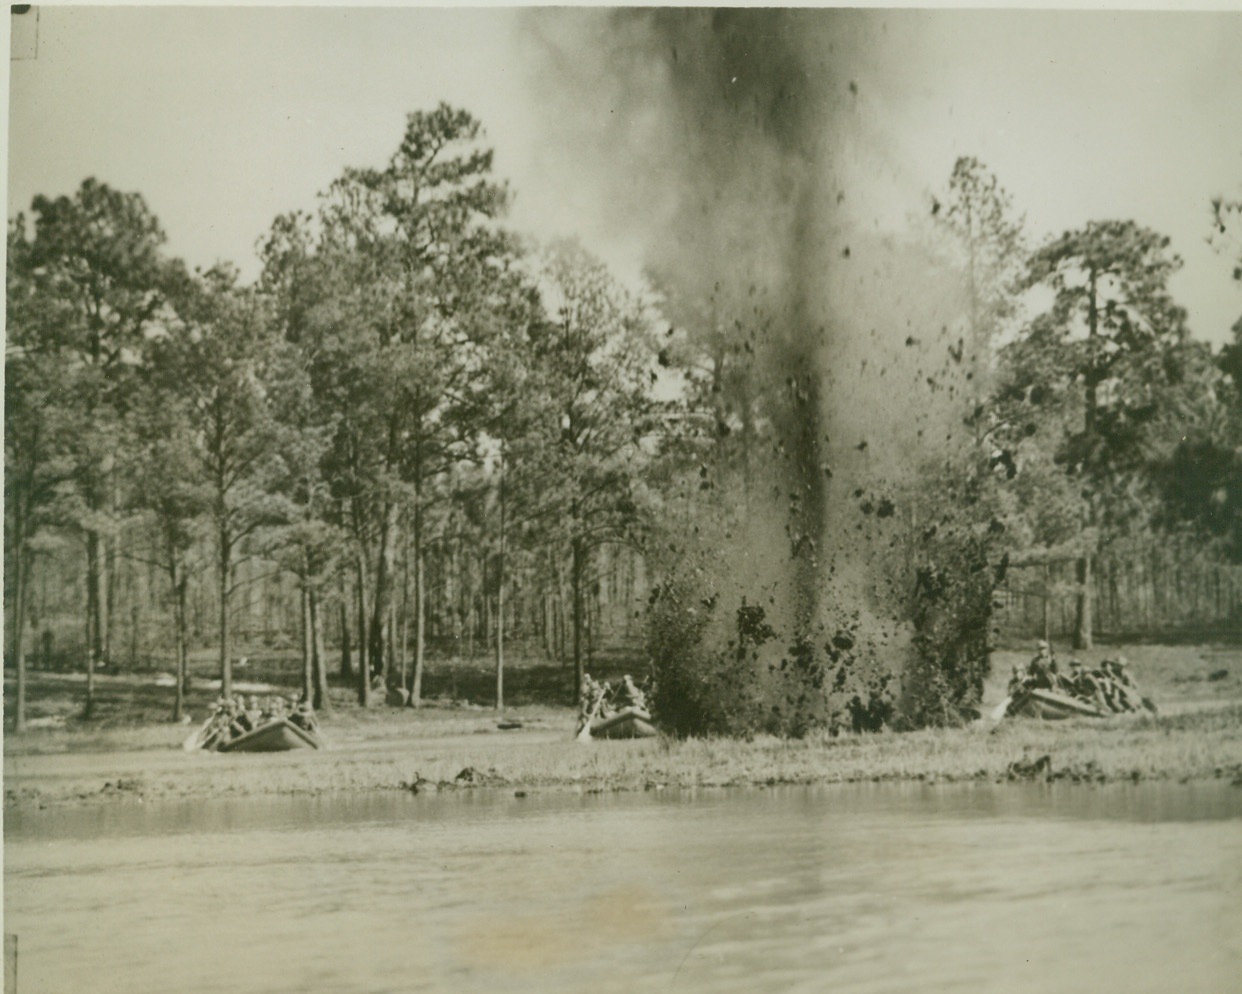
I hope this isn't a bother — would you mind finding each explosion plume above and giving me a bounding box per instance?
[525,9,990,731]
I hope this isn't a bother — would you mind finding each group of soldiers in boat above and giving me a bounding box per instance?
[194,693,320,751]
[576,673,651,737]
[1009,641,1155,715]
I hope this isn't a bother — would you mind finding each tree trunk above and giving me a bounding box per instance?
[129,600,140,669]
[382,603,394,689]
[369,502,398,684]
[84,563,93,670]
[541,592,552,660]
[1073,554,1094,650]
[399,522,410,692]
[301,582,313,704]
[85,530,104,715]
[1042,561,1051,643]
[459,531,471,665]
[571,536,586,704]
[11,542,30,733]
[451,536,464,659]
[624,554,635,638]
[1084,269,1099,439]
[310,587,331,712]
[338,575,353,680]
[554,558,569,668]
[409,498,426,707]
[104,529,117,667]
[355,554,371,706]
[173,570,188,723]
[495,446,506,711]
[1073,268,1100,652]
[218,527,233,701]
[483,562,493,654]
[1108,558,1121,633]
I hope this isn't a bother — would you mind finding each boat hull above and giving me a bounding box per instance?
[1011,688,1106,720]
[590,707,658,740]
[217,718,323,752]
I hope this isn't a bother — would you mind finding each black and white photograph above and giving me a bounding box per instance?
[5,5,1242,993]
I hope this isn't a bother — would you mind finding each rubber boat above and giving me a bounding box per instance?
[590,706,658,740]
[1009,688,1106,720]
[217,717,323,752]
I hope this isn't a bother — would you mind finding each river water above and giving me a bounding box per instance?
[5,783,1241,994]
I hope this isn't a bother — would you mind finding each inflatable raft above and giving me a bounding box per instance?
[590,706,658,740]
[218,717,323,752]
[1008,688,1106,720]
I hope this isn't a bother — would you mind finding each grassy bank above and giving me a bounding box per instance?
[5,642,1242,809]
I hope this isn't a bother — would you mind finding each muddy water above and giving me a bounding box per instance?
[5,784,1241,994]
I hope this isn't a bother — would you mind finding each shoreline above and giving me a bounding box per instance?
[7,643,1241,811]
[8,701,1242,811]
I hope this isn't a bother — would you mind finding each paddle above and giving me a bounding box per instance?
[988,696,1013,722]
[576,692,606,742]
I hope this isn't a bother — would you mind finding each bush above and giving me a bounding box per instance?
[899,477,1007,727]
[646,552,900,737]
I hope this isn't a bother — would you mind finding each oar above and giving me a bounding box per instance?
[576,693,606,742]
[182,713,216,752]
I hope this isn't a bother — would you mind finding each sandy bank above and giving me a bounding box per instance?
[6,643,1241,809]
[7,700,1242,811]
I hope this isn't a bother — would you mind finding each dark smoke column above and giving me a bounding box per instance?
[619,9,850,630]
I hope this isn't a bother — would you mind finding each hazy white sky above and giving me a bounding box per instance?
[7,5,1242,346]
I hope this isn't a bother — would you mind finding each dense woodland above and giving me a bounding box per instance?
[6,105,1242,734]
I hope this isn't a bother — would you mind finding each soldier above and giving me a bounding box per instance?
[224,696,250,737]
[578,674,604,724]
[615,674,648,712]
[577,674,610,737]
[1027,640,1056,690]
[1111,656,1138,689]
[1068,659,1108,712]
[578,674,599,711]
[290,698,318,732]
[1101,659,1138,711]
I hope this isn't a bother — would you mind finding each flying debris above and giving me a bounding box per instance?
[989,449,1018,479]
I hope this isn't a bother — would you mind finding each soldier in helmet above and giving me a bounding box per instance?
[577,674,609,734]
[1027,640,1057,690]
[1068,659,1107,712]
[614,674,648,712]
[1110,656,1138,689]
[1100,658,1138,711]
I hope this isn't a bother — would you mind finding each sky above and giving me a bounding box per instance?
[7,5,1242,348]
